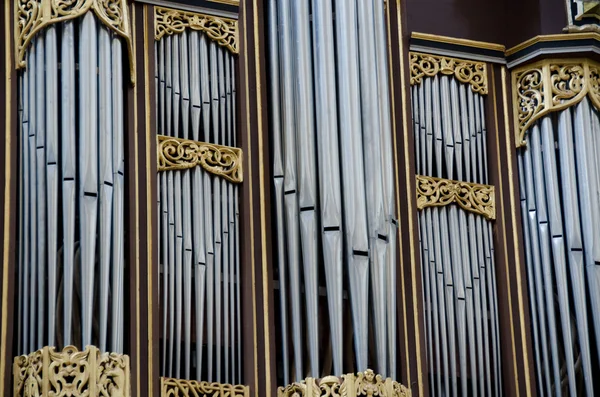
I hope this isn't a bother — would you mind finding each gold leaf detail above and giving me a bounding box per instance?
[415,175,496,220]
[512,58,600,147]
[276,369,411,397]
[15,0,135,84]
[409,52,488,95]
[157,135,243,183]
[154,6,238,55]
[13,345,131,397]
[161,377,250,397]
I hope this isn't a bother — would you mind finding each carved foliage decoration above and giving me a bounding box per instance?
[154,6,238,54]
[13,345,131,397]
[161,377,250,397]
[157,135,243,183]
[416,175,496,220]
[512,58,600,147]
[277,369,411,397]
[409,52,488,95]
[16,0,135,83]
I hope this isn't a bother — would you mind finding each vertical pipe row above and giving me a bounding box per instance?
[414,75,502,396]
[157,31,240,382]
[268,0,398,381]
[17,16,126,355]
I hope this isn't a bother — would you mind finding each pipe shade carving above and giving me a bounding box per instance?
[16,0,135,84]
[157,135,243,183]
[409,52,488,95]
[13,345,130,397]
[154,6,238,54]
[161,378,249,397]
[416,175,496,220]
[277,369,411,397]
[512,58,600,147]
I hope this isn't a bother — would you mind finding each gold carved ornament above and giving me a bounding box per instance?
[154,6,238,55]
[415,175,496,220]
[157,135,243,183]
[161,377,249,397]
[16,0,136,84]
[409,52,488,95]
[277,369,411,397]
[512,58,600,147]
[13,345,130,397]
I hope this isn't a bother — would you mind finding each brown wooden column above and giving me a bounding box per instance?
[129,2,160,396]
[387,1,429,396]
[238,1,277,396]
[0,1,18,395]
[486,63,537,397]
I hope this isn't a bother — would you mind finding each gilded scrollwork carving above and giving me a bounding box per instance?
[415,175,496,220]
[157,135,243,183]
[277,369,411,397]
[15,0,135,83]
[154,6,238,55]
[13,345,131,397]
[409,52,488,95]
[512,58,600,147]
[161,377,250,397]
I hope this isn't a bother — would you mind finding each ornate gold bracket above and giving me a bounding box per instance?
[161,377,249,397]
[154,6,238,55]
[512,58,600,147]
[15,0,136,84]
[409,51,488,95]
[416,175,496,220]
[277,369,411,397]
[157,135,243,183]
[13,345,130,397]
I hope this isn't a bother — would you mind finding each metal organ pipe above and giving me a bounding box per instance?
[268,0,398,382]
[16,13,126,357]
[412,61,503,395]
[156,26,241,383]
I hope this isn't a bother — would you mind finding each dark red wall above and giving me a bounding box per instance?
[405,0,568,47]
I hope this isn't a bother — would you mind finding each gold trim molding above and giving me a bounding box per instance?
[13,345,130,397]
[15,0,135,84]
[154,6,238,55]
[277,369,411,397]
[161,377,249,397]
[512,58,600,147]
[416,175,496,220]
[409,51,488,95]
[157,135,243,183]
[411,32,505,52]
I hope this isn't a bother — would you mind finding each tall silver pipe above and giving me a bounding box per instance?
[291,0,319,377]
[61,21,76,348]
[517,154,544,393]
[180,30,194,379]
[357,0,387,375]
[111,36,125,354]
[530,123,570,395]
[521,130,554,395]
[310,0,343,376]
[35,32,46,350]
[197,33,215,381]
[27,42,37,351]
[20,66,30,354]
[45,25,59,347]
[572,100,599,394]
[334,0,370,371]
[172,34,184,379]
[98,26,114,352]
[79,13,99,348]
[17,72,23,354]
[218,46,231,383]
[209,40,223,382]
[278,0,303,380]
